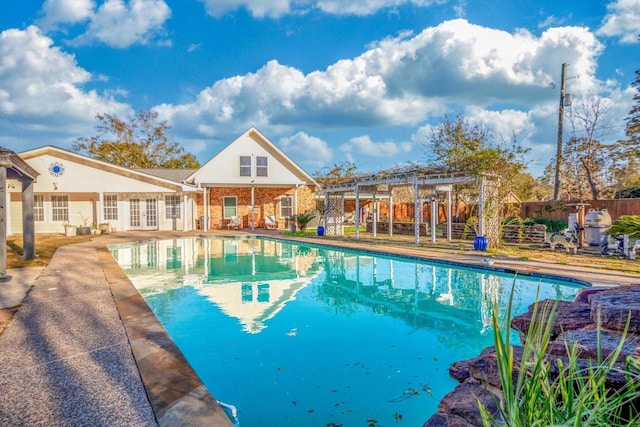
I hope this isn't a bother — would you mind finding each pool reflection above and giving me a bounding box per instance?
[111,237,580,338]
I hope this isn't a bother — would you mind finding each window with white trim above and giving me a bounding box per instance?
[223,196,237,219]
[104,194,118,220]
[239,156,251,177]
[280,196,293,219]
[33,195,44,222]
[51,195,69,222]
[256,156,268,177]
[165,195,181,219]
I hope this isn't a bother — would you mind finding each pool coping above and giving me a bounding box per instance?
[96,246,234,427]
[95,230,640,425]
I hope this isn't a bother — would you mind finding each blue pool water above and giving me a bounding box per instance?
[110,237,585,427]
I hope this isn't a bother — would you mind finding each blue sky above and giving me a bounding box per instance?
[1,0,639,178]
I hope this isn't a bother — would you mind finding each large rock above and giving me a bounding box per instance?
[467,346,524,389]
[422,412,476,427]
[511,299,593,340]
[433,382,501,427]
[588,285,640,333]
[546,327,640,362]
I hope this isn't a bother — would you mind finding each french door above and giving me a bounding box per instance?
[129,198,158,230]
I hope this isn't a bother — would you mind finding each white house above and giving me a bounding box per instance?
[184,127,319,230]
[8,128,320,235]
[9,146,199,234]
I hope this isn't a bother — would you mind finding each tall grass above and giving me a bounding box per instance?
[478,285,640,426]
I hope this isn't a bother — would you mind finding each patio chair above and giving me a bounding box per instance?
[227,216,241,230]
[265,215,277,229]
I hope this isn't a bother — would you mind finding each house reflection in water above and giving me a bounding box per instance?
[110,237,322,333]
[111,237,579,341]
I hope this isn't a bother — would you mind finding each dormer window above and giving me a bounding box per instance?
[239,155,268,177]
[240,156,251,176]
[256,156,268,177]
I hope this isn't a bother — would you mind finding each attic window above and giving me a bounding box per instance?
[240,156,251,177]
[256,156,268,177]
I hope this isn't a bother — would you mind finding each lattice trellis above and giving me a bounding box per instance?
[479,178,500,248]
[324,194,344,236]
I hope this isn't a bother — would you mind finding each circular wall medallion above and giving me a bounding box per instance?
[49,162,65,177]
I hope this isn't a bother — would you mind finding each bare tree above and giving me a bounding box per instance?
[562,96,618,200]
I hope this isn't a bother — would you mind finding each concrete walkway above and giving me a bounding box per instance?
[0,244,158,426]
[0,230,638,426]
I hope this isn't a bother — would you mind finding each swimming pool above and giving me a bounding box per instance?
[110,236,585,426]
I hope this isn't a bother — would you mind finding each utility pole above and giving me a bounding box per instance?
[553,63,567,201]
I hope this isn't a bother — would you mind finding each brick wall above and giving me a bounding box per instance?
[206,185,317,229]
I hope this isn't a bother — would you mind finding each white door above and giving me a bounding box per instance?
[129,198,158,230]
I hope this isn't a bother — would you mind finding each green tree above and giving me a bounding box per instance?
[424,116,529,221]
[74,110,200,168]
[623,69,640,157]
[426,115,528,178]
[313,161,360,187]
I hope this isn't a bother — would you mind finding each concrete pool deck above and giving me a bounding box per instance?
[0,230,638,426]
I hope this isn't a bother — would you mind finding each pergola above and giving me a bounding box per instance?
[0,147,39,280]
[322,170,499,246]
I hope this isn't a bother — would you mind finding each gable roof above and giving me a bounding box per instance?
[134,168,197,184]
[0,147,39,181]
[186,127,320,188]
[18,146,196,192]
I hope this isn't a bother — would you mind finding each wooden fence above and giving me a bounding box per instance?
[519,199,640,222]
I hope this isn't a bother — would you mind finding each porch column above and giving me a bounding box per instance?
[21,180,36,259]
[0,165,8,280]
[98,192,104,223]
[251,186,255,231]
[182,194,188,232]
[203,186,209,231]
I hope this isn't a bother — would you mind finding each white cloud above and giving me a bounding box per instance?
[74,0,171,48]
[597,0,640,44]
[40,0,171,48]
[197,0,297,18]
[0,26,130,148]
[39,0,96,30]
[158,18,603,144]
[339,135,413,163]
[537,15,567,29]
[197,0,442,18]
[187,43,202,53]
[279,132,333,168]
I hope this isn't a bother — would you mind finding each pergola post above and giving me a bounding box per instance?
[0,164,7,280]
[388,190,393,237]
[413,177,420,245]
[430,196,437,243]
[355,185,360,240]
[372,191,377,238]
[22,180,36,259]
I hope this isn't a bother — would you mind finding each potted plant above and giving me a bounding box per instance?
[77,213,91,235]
[63,222,77,237]
[91,222,99,235]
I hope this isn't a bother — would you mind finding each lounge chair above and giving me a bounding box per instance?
[227,216,241,230]
[265,215,277,229]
